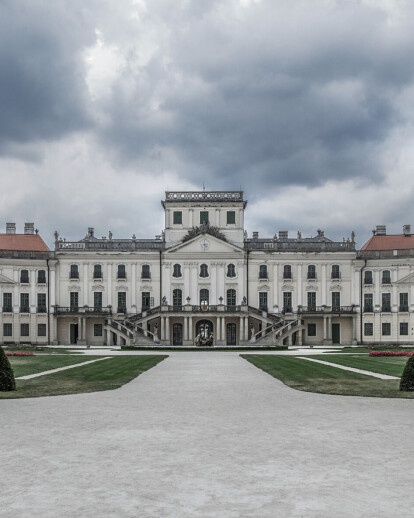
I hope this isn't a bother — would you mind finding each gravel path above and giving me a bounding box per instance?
[1,352,413,518]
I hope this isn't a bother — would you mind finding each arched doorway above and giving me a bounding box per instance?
[172,323,183,345]
[195,319,214,345]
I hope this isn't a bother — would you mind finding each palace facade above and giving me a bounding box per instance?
[1,191,413,346]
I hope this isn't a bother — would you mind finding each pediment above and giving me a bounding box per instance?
[0,273,16,285]
[396,272,414,284]
[165,234,244,255]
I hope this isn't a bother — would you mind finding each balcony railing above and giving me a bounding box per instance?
[307,274,317,280]
[381,306,391,313]
[141,274,151,280]
[54,306,112,315]
[399,305,409,312]
[298,305,356,314]
[282,306,293,313]
[117,307,127,314]
[20,306,30,313]
[283,273,292,279]
[364,305,374,312]
[2,306,13,313]
[37,306,47,313]
[382,278,391,285]
[69,272,79,279]
[117,273,126,280]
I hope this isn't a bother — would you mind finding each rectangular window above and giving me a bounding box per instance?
[332,292,340,311]
[117,264,126,279]
[93,264,102,279]
[173,211,182,224]
[94,292,102,309]
[283,265,292,279]
[141,292,151,311]
[38,323,47,337]
[364,323,373,336]
[331,265,340,279]
[382,322,391,336]
[382,293,391,312]
[21,323,29,337]
[307,323,317,336]
[118,292,127,313]
[382,271,391,284]
[283,292,292,312]
[400,322,409,336]
[94,324,103,337]
[259,292,268,311]
[200,211,209,224]
[141,264,151,279]
[226,211,235,224]
[37,293,47,313]
[307,292,316,310]
[70,265,79,279]
[3,293,12,312]
[364,293,373,312]
[70,292,79,310]
[400,292,409,312]
[20,293,29,313]
[37,270,46,283]
[3,323,12,337]
[20,270,29,283]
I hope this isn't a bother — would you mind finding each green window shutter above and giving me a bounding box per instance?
[200,211,209,224]
[173,211,182,224]
[227,211,235,224]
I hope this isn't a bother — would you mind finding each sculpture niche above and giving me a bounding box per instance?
[194,322,214,347]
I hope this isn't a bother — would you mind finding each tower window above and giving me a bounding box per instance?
[227,211,235,224]
[200,264,209,278]
[200,211,209,224]
[173,211,182,224]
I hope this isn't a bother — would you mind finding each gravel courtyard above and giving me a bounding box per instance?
[1,352,413,518]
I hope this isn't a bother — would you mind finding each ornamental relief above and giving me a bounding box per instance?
[282,284,294,291]
[258,284,270,291]
[329,284,343,291]
[116,285,129,291]
[67,285,81,292]
[305,285,319,291]
[92,284,105,291]
[139,285,152,291]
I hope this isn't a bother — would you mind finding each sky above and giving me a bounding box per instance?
[1,0,414,249]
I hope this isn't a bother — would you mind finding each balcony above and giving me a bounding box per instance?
[20,306,30,313]
[298,305,356,314]
[364,305,374,313]
[53,306,112,316]
[399,305,409,312]
[117,307,127,314]
[37,306,47,313]
[282,306,293,313]
[2,306,13,313]
[381,306,391,313]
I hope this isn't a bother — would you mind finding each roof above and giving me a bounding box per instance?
[361,234,414,251]
[0,234,50,252]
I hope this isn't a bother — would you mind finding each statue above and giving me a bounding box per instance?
[297,231,301,241]
[194,323,213,347]
[108,231,113,241]
[250,324,255,338]
[351,230,355,243]
[154,323,158,337]
[161,296,167,305]
[241,296,247,306]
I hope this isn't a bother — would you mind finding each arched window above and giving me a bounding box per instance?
[200,289,209,305]
[69,265,79,280]
[93,264,102,279]
[227,264,236,278]
[173,264,182,278]
[37,270,46,283]
[173,289,182,307]
[141,264,150,279]
[227,289,236,307]
[259,264,268,279]
[307,265,316,279]
[200,264,209,278]
[382,270,391,284]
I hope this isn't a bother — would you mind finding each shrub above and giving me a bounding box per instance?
[369,351,414,357]
[0,347,16,391]
[6,352,35,357]
[400,355,414,391]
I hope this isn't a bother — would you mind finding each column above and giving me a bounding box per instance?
[165,316,170,342]
[354,269,360,306]
[352,315,357,344]
[392,269,398,312]
[328,316,332,340]
[323,316,327,341]
[161,317,165,340]
[78,317,82,340]
[239,316,244,341]
[221,317,225,343]
[217,317,221,341]
[131,263,137,311]
[83,263,88,306]
[244,317,249,341]
[215,209,220,226]
[107,264,112,306]
[211,264,217,304]
[82,317,86,340]
[321,264,327,306]
[188,316,193,342]
[184,316,188,341]
[273,263,278,311]
[297,263,302,307]
[238,262,244,305]
[217,266,224,303]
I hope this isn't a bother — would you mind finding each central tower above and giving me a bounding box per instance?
[161,191,247,247]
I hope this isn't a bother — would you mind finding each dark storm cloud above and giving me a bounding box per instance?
[0,0,95,154]
[97,0,414,193]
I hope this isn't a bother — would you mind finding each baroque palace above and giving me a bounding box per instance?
[1,191,414,347]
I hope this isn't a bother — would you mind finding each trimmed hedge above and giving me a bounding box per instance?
[369,351,414,357]
[400,355,414,391]
[0,347,16,391]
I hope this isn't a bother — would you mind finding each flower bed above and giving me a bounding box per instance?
[6,352,35,357]
[369,351,414,357]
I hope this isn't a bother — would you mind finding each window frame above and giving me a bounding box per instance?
[199,264,209,278]
[173,211,183,225]
[200,211,209,224]
[172,264,182,278]
[226,211,236,224]
[307,323,317,337]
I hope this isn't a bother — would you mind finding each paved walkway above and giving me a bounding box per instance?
[16,357,112,380]
[1,352,413,518]
[297,356,400,379]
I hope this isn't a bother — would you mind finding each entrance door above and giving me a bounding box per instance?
[172,323,183,345]
[332,323,340,344]
[226,323,236,345]
[70,324,79,344]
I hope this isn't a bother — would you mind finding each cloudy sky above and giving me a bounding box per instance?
[1,0,414,248]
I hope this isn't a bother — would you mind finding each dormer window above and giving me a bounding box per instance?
[200,264,209,278]
[227,264,236,278]
[173,264,182,278]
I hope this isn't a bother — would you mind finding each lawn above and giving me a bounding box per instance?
[1,354,167,398]
[242,354,414,398]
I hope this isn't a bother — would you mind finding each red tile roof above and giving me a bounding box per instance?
[0,234,50,252]
[361,234,414,251]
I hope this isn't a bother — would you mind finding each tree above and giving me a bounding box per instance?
[0,347,16,391]
[400,354,414,392]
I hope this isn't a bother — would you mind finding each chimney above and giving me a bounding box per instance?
[375,225,386,236]
[403,224,411,236]
[278,230,288,239]
[252,231,259,240]
[24,222,35,235]
[6,222,16,234]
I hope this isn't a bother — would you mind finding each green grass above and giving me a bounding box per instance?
[1,355,167,398]
[311,354,407,377]
[242,354,414,398]
[323,346,414,354]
